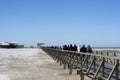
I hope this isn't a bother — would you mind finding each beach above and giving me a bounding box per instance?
[0,48,90,80]
[0,48,120,80]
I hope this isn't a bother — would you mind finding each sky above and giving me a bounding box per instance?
[0,0,120,47]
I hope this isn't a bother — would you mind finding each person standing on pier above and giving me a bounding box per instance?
[87,45,93,59]
[77,45,81,52]
[73,44,77,51]
[80,45,87,58]
[87,45,93,53]
[80,45,87,53]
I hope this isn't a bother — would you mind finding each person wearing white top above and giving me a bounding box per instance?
[77,45,81,52]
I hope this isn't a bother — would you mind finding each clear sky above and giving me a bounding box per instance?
[0,0,120,47]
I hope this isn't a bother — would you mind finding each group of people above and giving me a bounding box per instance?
[63,44,77,51]
[80,45,93,53]
[48,44,93,53]
[49,46,60,49]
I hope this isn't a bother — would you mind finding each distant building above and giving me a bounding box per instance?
[0,42,24,48]
[37,43,45,48]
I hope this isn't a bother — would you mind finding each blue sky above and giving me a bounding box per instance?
[0,0,120,47]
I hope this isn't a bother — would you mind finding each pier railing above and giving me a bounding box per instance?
[42,47,120,80]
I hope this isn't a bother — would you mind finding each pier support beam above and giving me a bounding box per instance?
[69,66,73,75]
[63,63,67,69]
[80,70,85,80]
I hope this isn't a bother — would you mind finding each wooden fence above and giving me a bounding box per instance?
[42,47,120,80]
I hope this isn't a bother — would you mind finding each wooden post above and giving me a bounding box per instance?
[102,57,105,77]
[63,63,66,69]
[114,53,116,65]
[93,56,96,72]
[115,59,119,80]
[77,53,83,75]
[96,51,99,60]
[80,54,83,69]
[69,66,73,75]
[86,55,89,69]
[101,51,103,55]
[76,54,80,68]
[107,52,109,63]
[80,70,85,80]
[96,51,98,54]
[69,53,74,75]
[59,51,62,65]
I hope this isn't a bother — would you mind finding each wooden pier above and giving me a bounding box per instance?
[42,47,120,80]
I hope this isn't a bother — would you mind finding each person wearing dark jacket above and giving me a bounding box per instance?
[73,44,77,51]
[80,45,87,59]
[87,45,93,59]
[80,45,87,53]
[87,45,93,53]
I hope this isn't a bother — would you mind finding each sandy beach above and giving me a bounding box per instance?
[9,62,80,80]
[0,48,91,80]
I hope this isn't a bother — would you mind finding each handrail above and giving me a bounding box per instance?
[48,48,120,60]
[42,47,120,80]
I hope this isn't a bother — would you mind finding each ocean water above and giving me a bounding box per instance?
[0,48,54,80]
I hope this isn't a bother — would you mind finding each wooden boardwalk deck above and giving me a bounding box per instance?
[42,48,120,80]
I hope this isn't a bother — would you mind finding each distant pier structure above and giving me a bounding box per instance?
[37,43,45,48]
[0,42,24,48]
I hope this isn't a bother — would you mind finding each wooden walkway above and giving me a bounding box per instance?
[42,48,120,80]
